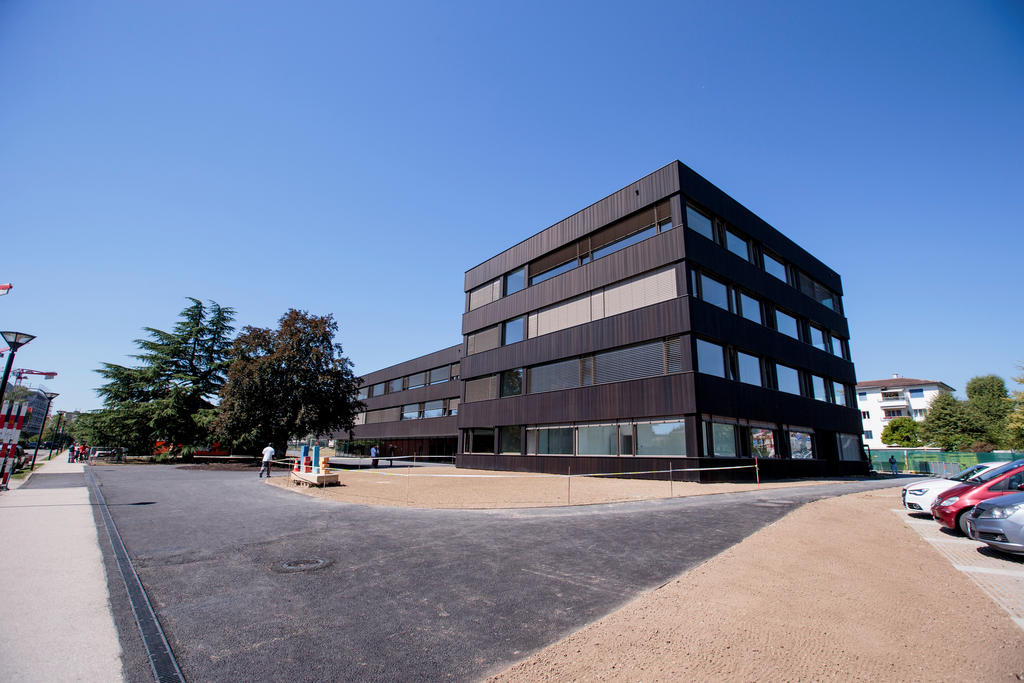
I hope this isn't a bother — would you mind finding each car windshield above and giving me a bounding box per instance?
[950,464,987,481]
[970,459,1024,484]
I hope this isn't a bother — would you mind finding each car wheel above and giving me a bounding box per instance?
[957,509,974,537]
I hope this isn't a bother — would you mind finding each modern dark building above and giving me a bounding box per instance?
[348,345,462,458]
[348,161,866,480]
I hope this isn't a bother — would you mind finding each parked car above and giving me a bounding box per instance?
[931,459,1024,535]
[901,462,1009,511]
[966,491,1024,555]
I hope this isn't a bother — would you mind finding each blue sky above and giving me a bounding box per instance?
[1,0,1022,414]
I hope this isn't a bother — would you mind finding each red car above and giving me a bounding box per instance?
[931,459,1024,535]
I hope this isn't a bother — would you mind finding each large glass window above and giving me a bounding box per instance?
[789,430,815,459]
[736,351,762,386]
[577,425,618,455]
[423,400,443,418]
[500,369,523,397]
[809,326,830,353]
[833,381,849,407]
[468,428,494,454]
[504,267,526,296]
[499,426,521,454]
[371,382,386,397]
[593,225,658,261]
[527,427,574,455]
[776,364,801,395]
[686,205,714,240]
[636,421,686,456]
[710,423,738,457]
[699,273,730,311]
[764,252,787,281]
[530,259,577,286]
[775,310,800,339]
[357,387,369,400]
[388,378,403,393]
[811,375,828,402]
[750,428,777,458]
[738,292,762,325]
[527,358,579,394]
[503,316,525,345]
[837,434,861,461]
[402,404,420,420]
[407,372,426,389]
[697,339,726,378]
[429,366,449,384]
[725,230,749,261]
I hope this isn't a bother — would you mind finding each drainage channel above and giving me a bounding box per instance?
[86,468,186,683]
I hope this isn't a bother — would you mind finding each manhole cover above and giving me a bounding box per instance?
[275,558,330,573]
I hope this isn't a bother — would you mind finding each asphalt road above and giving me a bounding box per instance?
[90,466,902,682]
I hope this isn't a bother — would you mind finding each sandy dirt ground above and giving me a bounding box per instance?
[489,488,1024,682]
[265,466,856,508]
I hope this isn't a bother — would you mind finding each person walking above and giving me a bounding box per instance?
[888,455,898,475]
[67,442,75,463]
[260,443,275,478]
[370,444,379,468]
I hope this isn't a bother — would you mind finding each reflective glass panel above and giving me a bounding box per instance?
[751,428,777,458]
[577,425,618,455]
[737,351,762,386]
[593,225,657,260]
[810,326,829,352]
[402,404,420,420]
[503,316,525,345]
[775,310,799,339]
[529,428,574,455]
[776,364,801,395]
[697,339,726,378]
[500,369,523,397]
[530,259,578,286]
[499,426,521,454]
[712,423,737,457]
[726,230,749,260]
[764,253,787,281]
[504,267,526,295]
[812,375,828,402]
[636,421,687,456]
[423,400,443,418]
[833,382,848,406]
[699,273,729,310]
[388,378,403,393]
[790,431,815,459]
[739,292,762,325]
[686,205,714,240]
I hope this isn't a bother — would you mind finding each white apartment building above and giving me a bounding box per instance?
[856,375,954,450]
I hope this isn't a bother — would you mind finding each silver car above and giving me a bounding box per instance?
[967,491,1024,555]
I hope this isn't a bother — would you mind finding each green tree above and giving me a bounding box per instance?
[920,391,973,451]
[94,298,235,455]
[963,374,1011,448]
[215,309,363,457]
[880,416,922,447]
[1007,365,1024,450]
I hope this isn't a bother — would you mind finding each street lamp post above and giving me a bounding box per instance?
[47,411,66,460]
[0,331,36,407]
[29,391,59,472]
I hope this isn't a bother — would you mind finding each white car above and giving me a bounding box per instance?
[901,462,1009,512]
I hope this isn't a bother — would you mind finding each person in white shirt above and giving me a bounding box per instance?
[260,444,275,479]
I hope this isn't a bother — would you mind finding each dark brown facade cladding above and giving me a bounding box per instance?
[344,344,462,458]
[457,161,867,481]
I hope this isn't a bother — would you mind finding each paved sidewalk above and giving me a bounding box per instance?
[0,453,124,682]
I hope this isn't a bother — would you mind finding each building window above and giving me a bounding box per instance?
[750,427,777,458]
[504,267,526,296]
[883,409,904,419]
[423,400,444,419]
[464,375,498,402]
[407,372,426,389]
[499,426,521,455]
[763,252,787,282]
[526,427,574,455]
[833,382,849,407]
[530,258,578,286]
[388,378,403,393]
[861,411,870,419]
[447,398,460,416]
[811,375,828,402]
[450,363,460,380]
[736,351,762,387]
[468,428,495,454]
[837,434,861,461]
[774,310,800,340]
[468,279,501,311]
[577,424,618,456]
[371,382,386,397]
[789,430,815,459]
[809,326,830,353]
[402,404,420,420]
[738,292,762,325]
[857,391,867,400]
[909,388,924,399]
[698,273,730,311]
[697,339,726,378]
[913,409,927,418]
[725,230,750,261]
[864,430,873,439]
[527,358,579,394]
[429,366,449,384]
[775,364,801,395]
[500,369,523,397]
[706,422,738,457]
[503,316,525,345]
[686,205,714,240]
[636,420,686,456]
[592,224,658,261]
[357,387,368,400]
